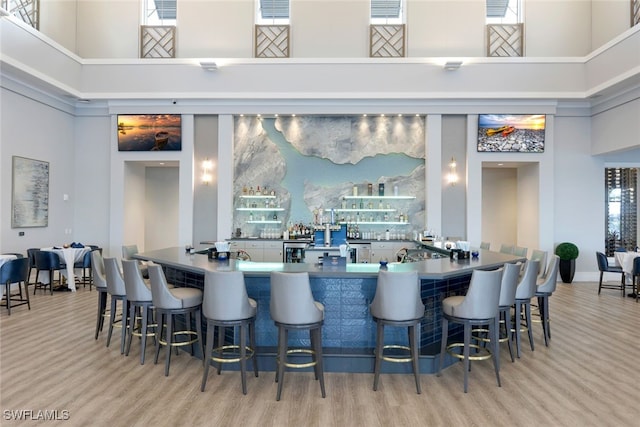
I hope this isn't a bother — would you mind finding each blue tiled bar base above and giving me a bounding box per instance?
[164,267,471,374]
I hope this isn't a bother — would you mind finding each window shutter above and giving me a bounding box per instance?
[371,0,402,19]
[260,0,290,20]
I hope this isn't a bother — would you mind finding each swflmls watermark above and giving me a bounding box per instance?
[3,409,70,421]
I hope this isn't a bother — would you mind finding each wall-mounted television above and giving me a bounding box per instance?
[477,114,545,153]
[117,114,182,151]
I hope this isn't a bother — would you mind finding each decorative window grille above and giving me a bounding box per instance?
[605,168,637,256]
[486,0,523,57]
[487,24,523,57]
[2,0,39,29]
[633,0,640,27]
[140,26,176,58]
[255,25,290,58]
[369,24,405,57]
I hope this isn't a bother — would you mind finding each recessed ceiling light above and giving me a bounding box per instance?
[498,163,504,166]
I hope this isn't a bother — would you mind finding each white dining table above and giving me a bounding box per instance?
[0,254,18,300]
[41,246,92,292]
[613,251,640,277]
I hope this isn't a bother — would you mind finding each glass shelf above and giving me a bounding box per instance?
[338,221,410,226]
[335,208,395,212]
[236,208,285,211]
[343,195,415,200]
[239,195,276,199]
[246,220,282,224]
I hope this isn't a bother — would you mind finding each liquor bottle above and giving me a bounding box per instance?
[367,183,373,196]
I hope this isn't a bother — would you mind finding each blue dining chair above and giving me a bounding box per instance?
[1,257,31,315]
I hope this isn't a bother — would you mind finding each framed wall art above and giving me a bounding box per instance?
[477,114,546,153]
[12,156,50,228]
[117,114,182,151]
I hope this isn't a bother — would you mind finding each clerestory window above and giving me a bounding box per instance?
[256,0,290,25]
[371,0,404,24]
[143,0,176,26]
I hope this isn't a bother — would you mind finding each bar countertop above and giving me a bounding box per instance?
[134,247,523,280]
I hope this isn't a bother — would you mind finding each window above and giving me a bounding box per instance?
[486,0,522,24]
[371,0,404,24]
[256,0,290,24]
[143,0,176,26]
[605,168,637,255]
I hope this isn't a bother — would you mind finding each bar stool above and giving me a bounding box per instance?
[370,270,424,394]
[513,259,540,358]
[270,271,325,401]
[92,250,109,340]
[535,255,560,347]
[104,257,129,354]
[437,269,503,393]
[201,270,258,394]
[148,264,203,377]
[0,257,30,315]
[472,262,521,362]
[122,259,156,365]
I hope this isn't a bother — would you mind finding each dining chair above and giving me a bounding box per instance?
[596,251,625,295]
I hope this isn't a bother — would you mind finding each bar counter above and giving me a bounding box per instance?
[134,247,523,374]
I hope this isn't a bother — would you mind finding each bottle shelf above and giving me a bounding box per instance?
[239,195,276,199]
[246,220,282,224]
[335,208,395,212]
[237,208,285,211]
[343,196,415,200]
[338,221,410,226]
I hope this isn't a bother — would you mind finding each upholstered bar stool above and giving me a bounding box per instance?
[201,270,258,394]
[513,259,540,358]
[473,262,521,362]
[270,271,325,401]
[104,257,129,354]
[370,270,424,394]
[535,255,560,347]
[122,245,148,278]
[0,257,30,315]
[437,269,503,393]
[148,264,203,377]
[92,250,109,340]
[122,259,156,365]
[530,249,548,279]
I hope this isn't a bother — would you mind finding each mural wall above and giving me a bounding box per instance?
[233,115,426,238]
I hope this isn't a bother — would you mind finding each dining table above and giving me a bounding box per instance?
[40,246,92,292]
[0,254,18,300]
[613,250,639,297]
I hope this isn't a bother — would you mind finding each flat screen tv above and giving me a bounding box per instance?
[117,114,182,151]
[477,114,545,153]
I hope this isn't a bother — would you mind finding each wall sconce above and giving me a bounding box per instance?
[447,157,458,186]
[202,158,213,185]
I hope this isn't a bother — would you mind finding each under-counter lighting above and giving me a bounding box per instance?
[447,157,458,186]
[202,158,213,185]
[443,61,463,71]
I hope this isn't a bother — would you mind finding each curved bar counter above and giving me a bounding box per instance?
[134,247,523,374]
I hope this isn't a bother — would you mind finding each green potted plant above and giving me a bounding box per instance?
[554,242,579,283]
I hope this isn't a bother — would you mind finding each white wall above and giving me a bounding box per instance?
[591,0,634,51]
[591,90,640,155]
[0,87,77,254]
[178,1,254,58]
[31,0,635,58]
[440,115,467,240]
[517,162,540,252]
[407,0,485,57]
[145,167,179,250]
[482,168,518,248]
[292,1,369,57]
[526,0,592,56]
[554,114,604,280]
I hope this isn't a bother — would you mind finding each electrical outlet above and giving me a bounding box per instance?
[18,231,25,236]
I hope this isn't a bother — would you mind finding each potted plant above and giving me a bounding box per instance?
[555,242,579,283]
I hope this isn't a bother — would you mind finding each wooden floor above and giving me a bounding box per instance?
[1,280,638,427]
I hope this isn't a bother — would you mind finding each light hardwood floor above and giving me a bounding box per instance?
[1,280,638,427]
